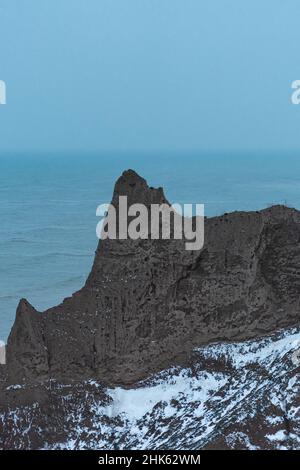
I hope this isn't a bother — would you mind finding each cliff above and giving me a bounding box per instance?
[5,170,300,386]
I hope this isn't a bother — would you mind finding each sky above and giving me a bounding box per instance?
[0,0,300,155]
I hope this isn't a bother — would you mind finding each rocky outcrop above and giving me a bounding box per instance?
[7,300,49,382]
[5,170,300,386]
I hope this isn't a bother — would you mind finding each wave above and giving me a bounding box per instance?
[32,252,91,259]
[0,238,36,245]
[0,252,91,260]
[0,276,85,301]
[0,294,17,301]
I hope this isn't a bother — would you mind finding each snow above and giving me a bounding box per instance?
[266,415,283,425]
[107,370,226,421]
[197,328,300,369]
[6,384,24,390]
[266,430,287,442]
[226,432,259,450]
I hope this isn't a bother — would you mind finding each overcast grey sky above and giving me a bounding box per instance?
[0,0,300,155]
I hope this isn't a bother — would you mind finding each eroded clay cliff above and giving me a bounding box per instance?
[5,170,300,386]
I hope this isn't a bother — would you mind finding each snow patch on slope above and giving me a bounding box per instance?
[107,370,226,421]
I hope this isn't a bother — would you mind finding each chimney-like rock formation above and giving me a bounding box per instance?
[5,170,300,386]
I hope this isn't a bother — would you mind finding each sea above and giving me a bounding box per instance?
[1,152,300,342]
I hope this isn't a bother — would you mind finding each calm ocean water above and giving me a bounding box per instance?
[1,153,300,341]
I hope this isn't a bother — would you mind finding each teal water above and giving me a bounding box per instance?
[1,153,300,341]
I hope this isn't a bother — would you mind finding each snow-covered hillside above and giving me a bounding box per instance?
[1,327,300,450]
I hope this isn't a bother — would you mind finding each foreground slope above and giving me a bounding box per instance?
[1,327,300,449]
